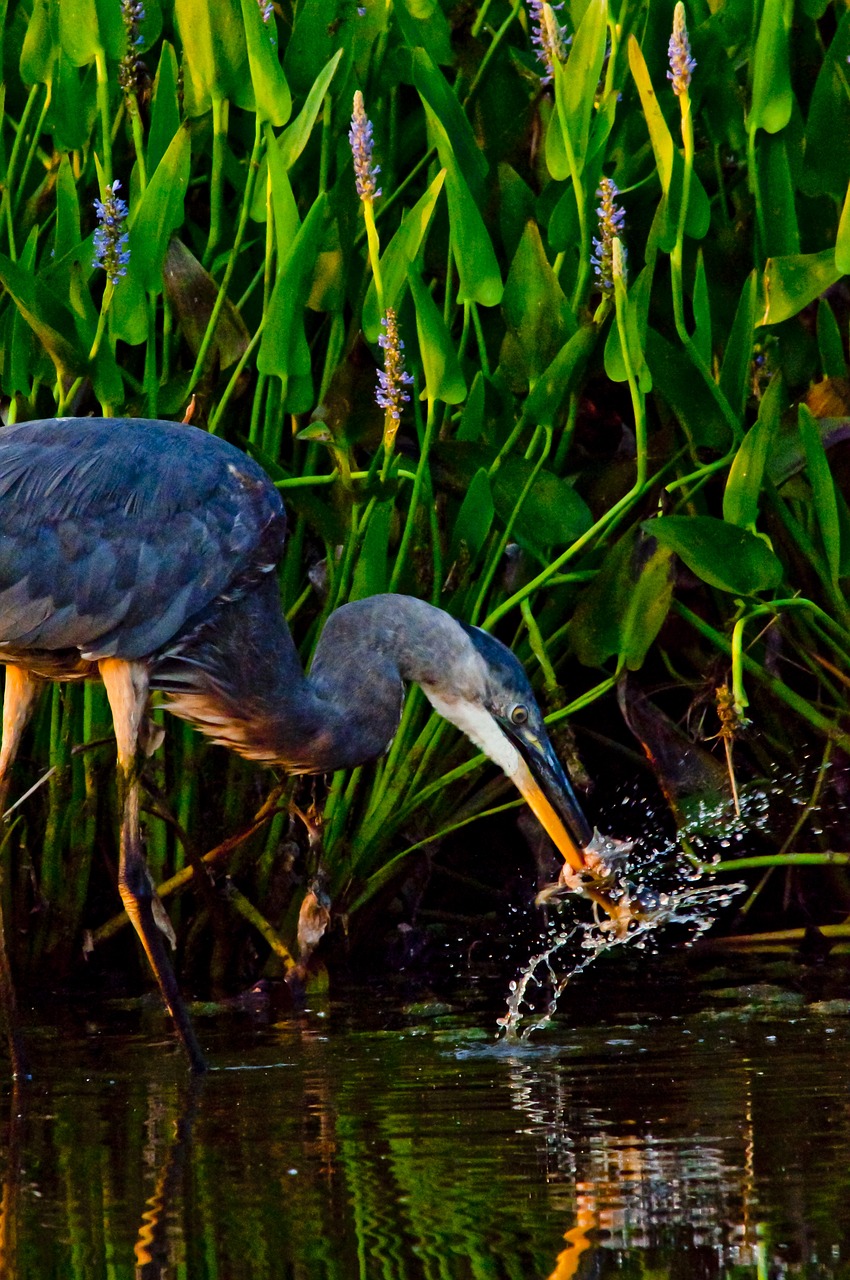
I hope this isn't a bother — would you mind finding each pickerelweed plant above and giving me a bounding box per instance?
[1,0,850,993]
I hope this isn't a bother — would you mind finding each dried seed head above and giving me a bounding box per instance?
[375,308,414,429]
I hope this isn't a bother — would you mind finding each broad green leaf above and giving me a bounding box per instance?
[500,221,574,388]
[58,0,101,66]
[362,169,446,341]
[544,105,569,183]
[647,516,783,594]
[54,153,81,263]
[719,269,758,422]
[554,0,607,176]
[627,36,710,245]
[801,9,850,197]
[799,402,841,582]
[817,299,846,379]
[49,54,96,153]
[129,125,191,294]
[251,50,343,221]
[258,194,327,400]
[449,468,494,570]
[434,443,592,557]
[570,528,674,670]
[692,250,711,367]
[759,132,799,257]
[646,331,731,450]
[174,0,252,115]
[604,262,654,384]
[284,0,345,95]
[0,249,84,379]
[761,249,841,326]
[266,122,300,265]
[525,323,598,428]
[147,42,181,178]
[836,178,850,275]
[20,0,53,84]
[723,372,785,530]
[749,0,792,135]
[351,503,391,600]
[424,104,502,307]
[457,371,485,442]
[240,0,290,126]
[394,0,453,64]
[412,49,486,201]
[409,268,466,405]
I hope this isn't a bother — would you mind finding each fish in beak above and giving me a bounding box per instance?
[500,718,593,873]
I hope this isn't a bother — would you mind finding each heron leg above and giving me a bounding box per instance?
[99,659,206,1074]
[0,666,40,1081]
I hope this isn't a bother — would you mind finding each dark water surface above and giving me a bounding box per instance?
[2,981,850,1279]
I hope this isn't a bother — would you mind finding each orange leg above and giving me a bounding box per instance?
[0,666,41,1080]
[99,659,206,1073]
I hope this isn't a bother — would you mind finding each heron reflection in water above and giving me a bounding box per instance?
[0,417,605,1076]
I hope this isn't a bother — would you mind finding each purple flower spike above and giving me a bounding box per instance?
[92,180,131,286]
[258,0,274,20]
[668,2,696,96]
[349,90,382,203]
[375,309,413,426]
[118,0,146,94]
[527,0,570,85]
[591,177,626,296]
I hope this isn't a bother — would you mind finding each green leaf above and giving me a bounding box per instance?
[258,194,327,403]
[0,249,84,379]
[799,402,841,582]
[761,249,842,326]
[423,102,502,307]
[251,50,343,221]
[570,528,674,670]
[836,178,850,275]
[130,125,191,294]
[552,0,607,177]
[265,121,300,264]
[449,468,494,570]
[351,503,392,601]
[749,0,793,135]
[627,35,710,246]
[20,0,53,84]
[817,299,846,379]
[524,323,598,428]
[412,49,487,201]
[394,0,453,65]
[544,104,569,182]
[457,371,485,442]
[362,169,445,341]
[604,262,654,385]
[499,221,574,388]
[147,42,181,178]
[645,329,729,449]
[801,9,850,197]
[240,0,290,126]
[647,516,784,594]
[53,153,81,263]
[758,131,799,257]
[692,250,711,368]
[58,0,102,66]
[719,269,758,422]
[433,443,592,557]
[284,0,345,95]
[174,0,251,115]
[409,268,466,405]
[723,372,785,530]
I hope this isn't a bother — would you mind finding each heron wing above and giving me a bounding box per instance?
[0,417,286,660]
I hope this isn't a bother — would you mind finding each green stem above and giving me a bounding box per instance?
[207,318,265,434]
[362,198,384,315]
[464,0,523,107]
[205,95,228,264]
[552,62,589,313]
[190,115,264,391]
[95,49,113,184]
[128,98,148,191]
[1,82,40,257]
[389,399,437,592]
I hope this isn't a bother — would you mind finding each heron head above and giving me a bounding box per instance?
[418,622,593,872]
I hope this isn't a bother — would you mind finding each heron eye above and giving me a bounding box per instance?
[510,704,529,726]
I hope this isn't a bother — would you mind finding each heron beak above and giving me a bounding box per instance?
[504,725,593,873]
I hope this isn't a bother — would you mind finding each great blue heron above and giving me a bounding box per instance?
[0,416,597,1075]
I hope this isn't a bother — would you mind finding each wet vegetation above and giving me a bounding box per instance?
[0,0,849,999]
